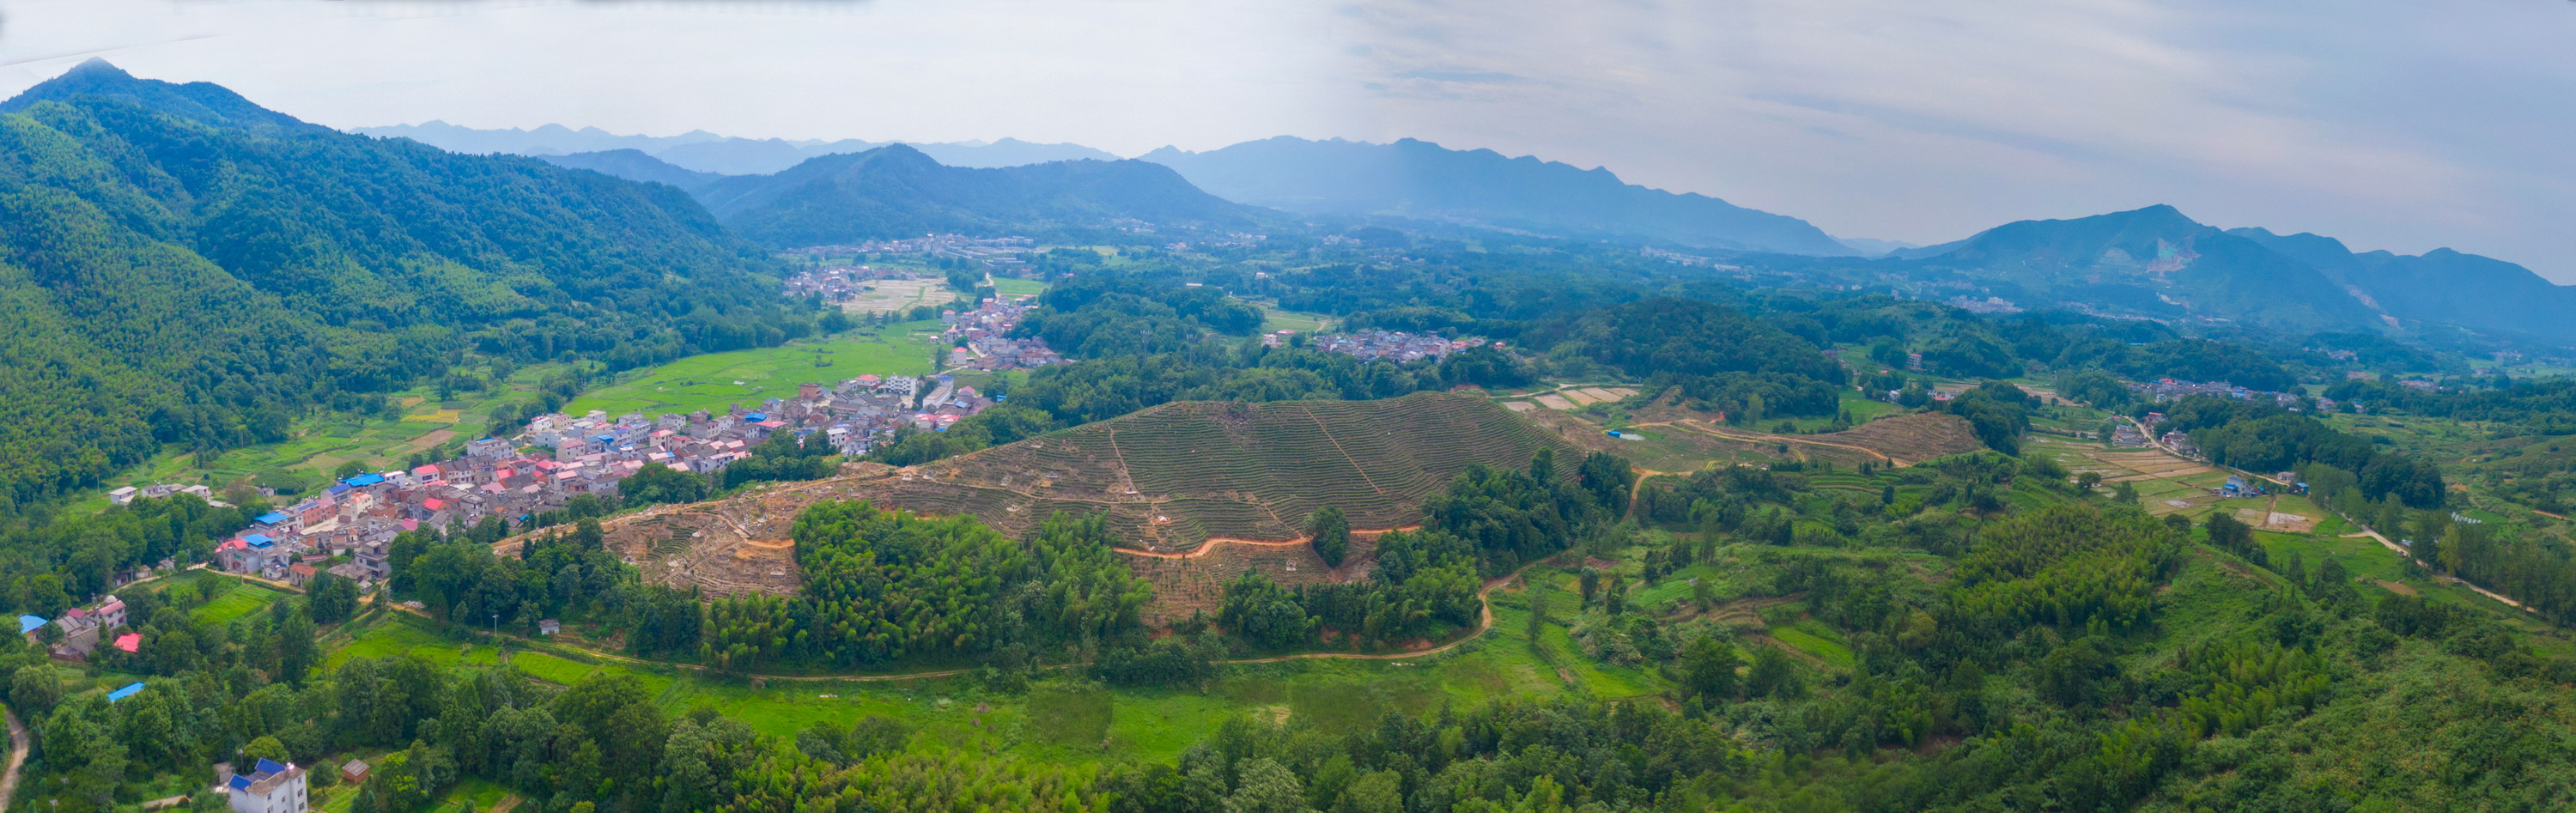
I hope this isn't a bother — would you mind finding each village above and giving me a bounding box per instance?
[1269,328,1499,363]
[50,371,1012,654]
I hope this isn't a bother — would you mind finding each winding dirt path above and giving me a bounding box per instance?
[398,560,1540,683]
[1,709,25,813]
[1113,526,1420,560]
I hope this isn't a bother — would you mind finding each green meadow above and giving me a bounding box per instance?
[566,325,943,416]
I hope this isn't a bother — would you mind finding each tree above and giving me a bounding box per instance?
[1226,757,1306,813]
[8,665,61,715]
[618,463,708,506]
[2076,471,2103,493]
[1308,507,1350,568]
[243,735,290,764]
[1747,645,1801,698]
[308,572,361,624]
[1680,635,1742,701]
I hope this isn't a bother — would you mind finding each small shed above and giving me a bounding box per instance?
[538,619,562,636]
[340,758,370,785]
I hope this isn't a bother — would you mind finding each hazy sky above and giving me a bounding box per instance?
[5,0,2571,279]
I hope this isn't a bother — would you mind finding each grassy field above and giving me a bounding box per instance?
[191,583,289,625]
[1259,306,1333,334]
[566,325,941,416]
[990,277,1048,298]
[328,614,503,670]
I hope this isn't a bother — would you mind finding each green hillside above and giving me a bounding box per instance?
[847,391,1585,549]
[0,61,813,514]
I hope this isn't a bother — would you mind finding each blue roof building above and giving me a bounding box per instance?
[16,615,46,634]
[254,512,289,525]
[244,533,274,547]
[106,682,144,702]
[342,473,386,488]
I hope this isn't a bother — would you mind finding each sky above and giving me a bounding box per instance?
[4,0,2571,279]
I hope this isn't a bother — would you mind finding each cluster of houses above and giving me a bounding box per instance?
[16,593,143,659]
[107,482,227,507]
[1273,329,1498,364]
[781,264,933,302]
[197,373,1005,586]
[939,298,1063,372]
[791,234,1038,270]
[2127,377,2337,412]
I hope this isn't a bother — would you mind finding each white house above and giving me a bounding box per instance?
[221,758,308,813]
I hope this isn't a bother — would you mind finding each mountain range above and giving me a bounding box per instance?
[356,121,1121,174]
[691,145,1264,247]
[375,124,1867,257]
[1885,205,2576,341]
[1138,137,1860,257]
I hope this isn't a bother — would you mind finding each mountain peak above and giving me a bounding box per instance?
[65,58,131,80]
[2,61,316,134]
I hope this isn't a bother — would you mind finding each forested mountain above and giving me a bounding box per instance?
[1898,205,2381,331]
[0,61,811,515]
[1861,204,2576,341]
[695,145,1264,247]
[360,120,1121,173]
[2228,227,2576,341]
[1139,136,1859,256]
[535,149,725,191]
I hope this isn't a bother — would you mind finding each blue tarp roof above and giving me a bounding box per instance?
[593,434,615,442]
[244,533,274,547]
[16,615,46,634]
[254,512,289,525]
[342,473,386,487]
[106,682,143,702]
[745,413,766,422]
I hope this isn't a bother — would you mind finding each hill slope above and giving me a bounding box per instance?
[696,144,1264,247]
[0,60,797,513]
[576,392,1585,598]
[1139,136,1856,256]
[1903,205,2381,331]
[2228,227,2576,341]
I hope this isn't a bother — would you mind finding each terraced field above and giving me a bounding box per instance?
[536,392,1585,606]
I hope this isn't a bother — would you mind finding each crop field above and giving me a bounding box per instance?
[836,277,955,314]
[567,327,940,416]
[191,583,288,625]
[989,276,1048,298]
[1258,306,1333,334]
[1527,393,1983,473]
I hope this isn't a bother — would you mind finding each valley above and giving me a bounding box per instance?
[2,53,2574,813]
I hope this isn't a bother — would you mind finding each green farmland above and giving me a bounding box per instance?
[566,325,943,416]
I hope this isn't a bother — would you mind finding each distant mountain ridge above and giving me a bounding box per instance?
[1139,136,1859,256]
[1893,204,2576,340]
[695,145,1265,247]
[356,121,1121,173]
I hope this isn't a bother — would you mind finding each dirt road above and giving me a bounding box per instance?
[2,709,27,812]
[400,560,1540,683]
